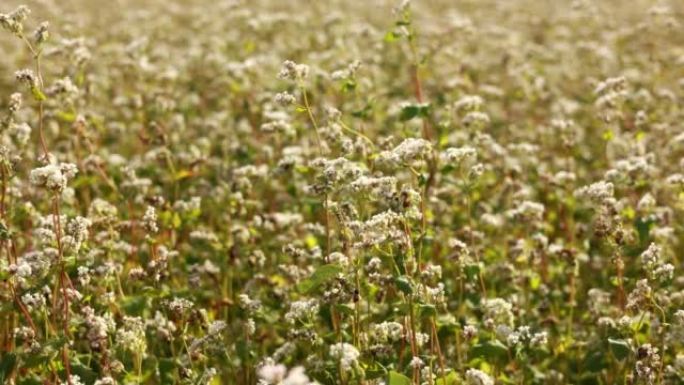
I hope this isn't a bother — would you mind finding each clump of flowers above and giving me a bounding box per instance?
[29,163,78,192]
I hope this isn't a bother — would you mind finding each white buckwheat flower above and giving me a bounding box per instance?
[30,163,78,192]
[274,91,296,106]
[376,138,432,166]
[574,181,614,205]
[440,146,477,165]
[330,342,360,371]
[257,362,312,385]
[142,206,158,234]
[465,368,494,385]
[0,5,31,36]
[278,60,309,81]
[454,95,484,112]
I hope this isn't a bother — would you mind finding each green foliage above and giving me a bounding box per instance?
[399,103,430,121]
[608,338,631,361]
[0,353,17,383]
[388,371,411,385]
[298,264,344,293]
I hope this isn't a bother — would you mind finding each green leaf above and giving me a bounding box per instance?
[419,304,437,319]
[388,370,411,385]
[351,103,373,119]
[159,358,177,385]
[0,352,17,383]
[418,173,427,187]
[122,295,147,315]
[17,376,43,385]
[635,217,653,245]
[0,221,10,240]
[171,212,182,229]
[365,364,387,380]
[236,341,255,361]
[56,111,77,123]
[470,340,509,361]
[399,103,430,121]
[335,303,355,316]
[341,80,356,93]
[608,338,631,361]
[174,169,193,181]
[71,363,98,384]
[384,31,399,43]
[399,105,420,121]
[298,264,343,293]
[30,86,47,101]
[464,263,481,280]
[583,348,608,372]
[393,254,407,276]
[366,369,386,380]
[435,372,459,385]
[529,274,541,290]
[394,275,413,295]
[440,164,455,174]
[21,353,50,369]
[45,336,68,350]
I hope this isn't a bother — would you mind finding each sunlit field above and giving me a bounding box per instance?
[1,0,684,384]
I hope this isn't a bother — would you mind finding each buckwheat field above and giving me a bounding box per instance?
[1,0,684,384]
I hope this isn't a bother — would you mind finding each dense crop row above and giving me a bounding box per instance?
[1,0,683,384]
